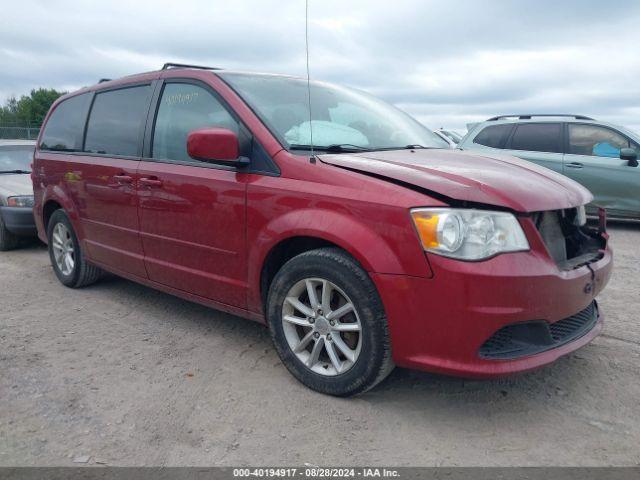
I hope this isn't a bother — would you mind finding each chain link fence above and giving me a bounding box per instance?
[0,123,41,140]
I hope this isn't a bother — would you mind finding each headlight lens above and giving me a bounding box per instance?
[6,195,34,208]
[410,208,529,260]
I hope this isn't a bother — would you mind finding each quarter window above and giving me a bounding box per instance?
[152,83,239,162]
[40,93,91,151]
[473,124,512,149]
[510,123,562,153]
[568,124,630,158]
[84,85,151,156]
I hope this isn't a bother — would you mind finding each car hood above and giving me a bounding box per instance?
[319,148,592,212]
[0,174,33,198]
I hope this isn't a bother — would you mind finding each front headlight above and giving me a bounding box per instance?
[410,208,529,260]
[6,195,34,208]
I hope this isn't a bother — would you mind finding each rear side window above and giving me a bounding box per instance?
[40,94,91,151]
[84,85,151,156]
[473,124,512,148]
[152,83,239,162]
[509,123,562,153]
[568,124,630,157]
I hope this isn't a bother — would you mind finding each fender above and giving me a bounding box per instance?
[246,207,431,314]
[39,184,85,243]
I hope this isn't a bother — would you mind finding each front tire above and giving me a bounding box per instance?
[266,247,394,396]
[0,215,19,251]
[47,209,103,288]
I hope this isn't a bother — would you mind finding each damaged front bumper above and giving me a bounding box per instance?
[370,206,612,378]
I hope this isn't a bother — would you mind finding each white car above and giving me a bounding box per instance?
[0,139,36,250]
[433,129,464,148]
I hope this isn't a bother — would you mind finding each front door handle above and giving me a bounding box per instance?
[565,162,584,169]
[139,177,163,187]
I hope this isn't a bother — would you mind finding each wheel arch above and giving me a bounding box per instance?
[43,199,63,231]
[248,208,406,315]
[40,186,84,242]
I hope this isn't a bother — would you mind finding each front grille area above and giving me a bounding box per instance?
[479,301,598,360]
[533,209,605,270]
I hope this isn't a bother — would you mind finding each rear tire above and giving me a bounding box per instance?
[47,209,103,288]
[266,247,394,396]
[0,216,19,251]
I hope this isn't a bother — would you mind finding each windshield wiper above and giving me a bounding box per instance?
[0,169,31,174]
[325,144,371,152]
[289,144,371,153]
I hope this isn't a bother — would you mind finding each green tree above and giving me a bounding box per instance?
[0,88,66,126]
[0,97,18,123]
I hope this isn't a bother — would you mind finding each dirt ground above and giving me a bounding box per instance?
[1,222,639,467]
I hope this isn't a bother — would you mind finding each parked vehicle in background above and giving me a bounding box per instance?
[33,66,611,396]
[0,140,37,250]
[458,114,640,219]
[433,128,463,148]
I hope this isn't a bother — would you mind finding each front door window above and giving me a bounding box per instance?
[568,124,630,158]
[152,83,239,162]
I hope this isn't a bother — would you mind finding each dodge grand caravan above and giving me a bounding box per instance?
[33,64,612,396]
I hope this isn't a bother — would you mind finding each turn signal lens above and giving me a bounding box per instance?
[411,211,440,249]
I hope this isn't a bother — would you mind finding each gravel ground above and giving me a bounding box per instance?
[1,222,639,467]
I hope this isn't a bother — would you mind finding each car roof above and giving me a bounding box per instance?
[458,115,640,146]
[93,68,303,90]
[0,139,37,146]
[52,67,311,106]
[482,116,599,126]
[471,115,632,134]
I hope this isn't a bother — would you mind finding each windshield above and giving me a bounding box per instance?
[219,73,448,151]
[0,145,34,172]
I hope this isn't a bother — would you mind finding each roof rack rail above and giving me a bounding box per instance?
[98,78,111,83]
[487,114,595,121]
[161,62,221,71]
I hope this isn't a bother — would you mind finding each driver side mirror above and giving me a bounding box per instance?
[187,128,247,166]
[620,147,638,167]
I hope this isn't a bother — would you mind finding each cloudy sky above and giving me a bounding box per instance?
[2,0,640,132]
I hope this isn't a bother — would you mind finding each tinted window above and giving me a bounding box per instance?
[568,124,630,158]
[152,83,239,162]
[473,124,512,148]
[510,123,562,153]
[40,94,91,151]
[84,86,151,156]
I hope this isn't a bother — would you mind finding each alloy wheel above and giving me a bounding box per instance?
[281,277,362,376]
[51,223,75,276]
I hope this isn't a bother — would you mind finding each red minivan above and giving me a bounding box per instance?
[33,64,612,396]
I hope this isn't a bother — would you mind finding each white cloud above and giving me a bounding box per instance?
[1,0,640,133]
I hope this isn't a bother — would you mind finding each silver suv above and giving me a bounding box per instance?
[0,140,36,250]
[458,114,640,219]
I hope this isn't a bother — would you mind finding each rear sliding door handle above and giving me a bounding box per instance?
[108,174,133,188]
[565,162,584,169]
[112,174,133,183]
[139,177,163,187]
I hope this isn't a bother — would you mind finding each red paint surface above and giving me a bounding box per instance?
[33,69,613,378]
[187,128,239,162]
